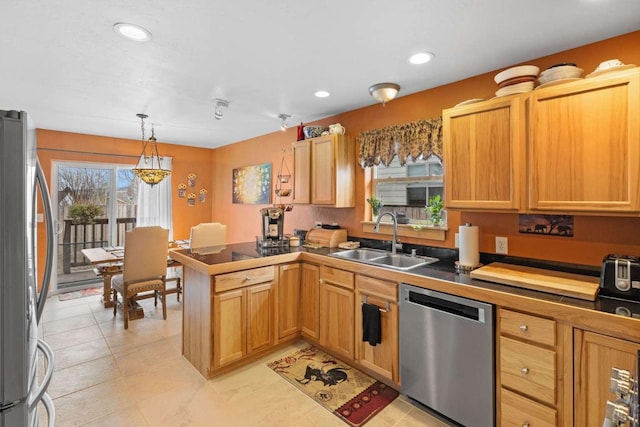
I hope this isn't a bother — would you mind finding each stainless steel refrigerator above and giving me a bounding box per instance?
[0,110,55,426]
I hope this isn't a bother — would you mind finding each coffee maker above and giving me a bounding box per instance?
[260,207,284,240]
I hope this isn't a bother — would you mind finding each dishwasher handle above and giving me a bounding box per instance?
[406,290,485,323]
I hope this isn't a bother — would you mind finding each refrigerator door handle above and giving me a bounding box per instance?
[28,339,54,412]
[39,392,56,427]
[35,160,54,321]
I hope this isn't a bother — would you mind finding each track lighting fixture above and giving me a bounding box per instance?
[213,98,229,120]
[278,113,291,131]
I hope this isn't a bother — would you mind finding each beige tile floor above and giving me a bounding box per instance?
[39,291,453,427]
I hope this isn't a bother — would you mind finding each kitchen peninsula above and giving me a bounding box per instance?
[170,242,640,426]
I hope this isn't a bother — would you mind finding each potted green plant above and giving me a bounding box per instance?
[366,195,383,221]
[424,195,445,226]
[68,204,103,224]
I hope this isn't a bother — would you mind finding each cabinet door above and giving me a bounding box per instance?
[574,330,640,427]
[320,281,355,360]
[293,140,311,204]
[355,275,398,383]
[311,135,336,205]
[213,289,246,368]
[443,96,525,210]
[300,263,320,341]
[529,69,640,213]
[246,282,273,354]
[277,263,300,340]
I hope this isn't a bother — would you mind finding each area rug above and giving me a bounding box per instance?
[58,287,102,301]
[267,345,398,426]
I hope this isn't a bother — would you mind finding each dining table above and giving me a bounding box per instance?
[80,247,182,319]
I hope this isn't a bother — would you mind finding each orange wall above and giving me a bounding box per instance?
[215,30,640,266]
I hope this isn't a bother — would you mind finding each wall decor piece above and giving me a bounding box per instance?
[187,192,196,207]
[232,163,271,204]
[519,214,574,237]
[198,188,208,203]
[177,183,187,198]
[187,172,197,187]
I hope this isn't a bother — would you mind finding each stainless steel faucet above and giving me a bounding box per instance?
[373,212,403,254]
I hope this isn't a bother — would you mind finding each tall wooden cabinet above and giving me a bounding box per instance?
[292,134,355,207]
[319,265,355,360]
[573,330,640,427]
[529,68,640,213]
[276,263,300,340]
[299,263,320,341]
[442,95,526,211]
[354,275,399,383]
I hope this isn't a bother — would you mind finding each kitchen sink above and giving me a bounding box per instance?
[329,249,438,271]
[329,248,388,261]
[369,254,438,270]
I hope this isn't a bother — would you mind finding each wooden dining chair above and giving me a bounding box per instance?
[111,226,169,329]
[190,222,227,248]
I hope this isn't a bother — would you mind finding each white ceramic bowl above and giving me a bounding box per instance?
[494,65,540,84]
[538,66,583,85]
[495,81,535,97]
[596,59,624,71]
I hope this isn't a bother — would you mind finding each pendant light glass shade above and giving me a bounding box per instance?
[132,113,171,187]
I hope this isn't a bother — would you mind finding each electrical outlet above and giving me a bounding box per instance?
[495,236,508,254]
[454,233,459,248]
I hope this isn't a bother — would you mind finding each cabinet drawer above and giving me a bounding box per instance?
[215,266,275,292]
[320,266,354,290]
[500,336,556,405]
[356,275,397,302]
[501,388,556,427]
[500,309,556,347]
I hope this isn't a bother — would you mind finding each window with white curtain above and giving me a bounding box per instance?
[136,156,173,240]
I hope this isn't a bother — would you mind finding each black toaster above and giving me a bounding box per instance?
[600,254,640,300]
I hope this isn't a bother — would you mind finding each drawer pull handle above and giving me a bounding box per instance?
[521,367,529,375]
[519,324,528,332]
[522,423,530,427]
[245,276,252,282]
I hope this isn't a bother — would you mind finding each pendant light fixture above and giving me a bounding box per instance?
[368,82,401,106]
[132,113,171,187]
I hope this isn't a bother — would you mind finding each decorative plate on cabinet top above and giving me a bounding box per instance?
[585,64,637,78]
[454,98,485,107]
[535,77,583,90]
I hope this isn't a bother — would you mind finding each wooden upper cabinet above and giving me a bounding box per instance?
[293,134,355,207]
[443,95,525,211]
[529,68,640,214]
[292,139,311,204]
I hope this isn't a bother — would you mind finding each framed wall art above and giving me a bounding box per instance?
[232,163,271,204]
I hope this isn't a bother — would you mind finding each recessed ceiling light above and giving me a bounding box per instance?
[408,52,434,65]
[113,23,152,42]
[314,90,331,98]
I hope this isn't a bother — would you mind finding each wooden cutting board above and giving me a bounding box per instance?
[469,262,600,301]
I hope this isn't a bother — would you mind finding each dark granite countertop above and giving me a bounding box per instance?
[171,240,640,320]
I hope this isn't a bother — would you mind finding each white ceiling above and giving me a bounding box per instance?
[1,0,639,149]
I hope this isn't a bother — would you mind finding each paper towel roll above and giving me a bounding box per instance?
[459,224,480,266]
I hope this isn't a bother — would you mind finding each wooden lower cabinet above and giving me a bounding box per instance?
[354,275,398,383]
[319,266,354,360]
[498,308,564,426]
[277,263,300,340]
[574,330,640,427]
[213,267,274,369]
[299,263,320,341]
[501,388,557,427]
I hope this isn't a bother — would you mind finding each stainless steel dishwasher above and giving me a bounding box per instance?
[399,283,494,427]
